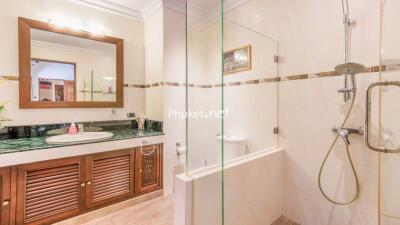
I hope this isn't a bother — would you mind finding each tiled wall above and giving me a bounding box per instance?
[184,0,395,224]
[378,1,400,224]
[280,73,380,225]
[275,0,382,224]
[181,0,389,224]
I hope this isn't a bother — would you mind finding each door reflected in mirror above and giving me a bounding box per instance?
[30,29,117,103]
[32,59,76,102]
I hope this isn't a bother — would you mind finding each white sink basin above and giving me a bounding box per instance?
[46,132,114,144]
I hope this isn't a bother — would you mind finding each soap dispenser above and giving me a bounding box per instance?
[68,122,78,135]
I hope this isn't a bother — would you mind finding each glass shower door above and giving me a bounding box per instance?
[186,1,279,224]
[186,1,224,225]
[379,0,400,224]
[222,1,280,225]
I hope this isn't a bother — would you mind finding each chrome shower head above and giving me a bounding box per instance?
[335,62,365,75]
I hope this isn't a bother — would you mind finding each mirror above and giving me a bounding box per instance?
[19,17,123,108]
[31,29,117,102]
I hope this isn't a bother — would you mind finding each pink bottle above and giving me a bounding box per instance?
[68,122,78,135]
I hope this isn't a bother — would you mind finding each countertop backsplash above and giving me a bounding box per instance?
[0,119,163,140]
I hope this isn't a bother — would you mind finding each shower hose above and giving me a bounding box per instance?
[318,88,360,205]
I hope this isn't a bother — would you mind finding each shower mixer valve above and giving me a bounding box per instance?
[338,88,355,93]
[338,87,355,102]
[332,126,364,145]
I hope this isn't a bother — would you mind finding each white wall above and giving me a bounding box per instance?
[162,7,187,195]
[272,0,381,224]
[143,6,187,196]
[144,8,164,121]
[0,0,145,126]
[377,1,400,224]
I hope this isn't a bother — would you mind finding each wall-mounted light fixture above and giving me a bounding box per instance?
[103,76,115,81]
[47,18,106,36]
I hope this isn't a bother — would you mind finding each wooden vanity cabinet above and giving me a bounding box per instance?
[135,144,163,195]
[0,169,11,225]
[5,143,162,225]
[15,157,85,225]
[85,149,135,209]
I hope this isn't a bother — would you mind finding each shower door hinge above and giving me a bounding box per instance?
[274,55,280,63]
[273,127,279,134]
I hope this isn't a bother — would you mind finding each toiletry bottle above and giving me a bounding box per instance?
[68,122,78,135]
[136,115,145,131]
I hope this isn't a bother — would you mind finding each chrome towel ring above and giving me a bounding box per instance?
[140,140,156,156]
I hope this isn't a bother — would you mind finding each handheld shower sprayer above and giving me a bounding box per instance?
[318,0,366,206]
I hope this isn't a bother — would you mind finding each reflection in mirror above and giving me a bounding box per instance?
[30,29,117,102]
[31,59,76,101]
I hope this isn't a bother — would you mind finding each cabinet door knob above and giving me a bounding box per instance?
[2,200,10,206]
[138,169,143,173]
[87,181,92,185]
[80,182,86,187]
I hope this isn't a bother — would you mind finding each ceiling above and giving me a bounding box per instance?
[72,0,248,21]
[105,0,155,12]
[72,0,176,20]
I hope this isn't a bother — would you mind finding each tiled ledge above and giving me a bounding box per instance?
[0,64,391,89]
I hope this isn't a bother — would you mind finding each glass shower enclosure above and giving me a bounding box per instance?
[186,0,279,224]
[184,0,400,225]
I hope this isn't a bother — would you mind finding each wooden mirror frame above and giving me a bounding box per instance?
[18,17,124,108]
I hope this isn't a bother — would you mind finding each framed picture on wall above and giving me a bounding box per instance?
[223,44,252,75]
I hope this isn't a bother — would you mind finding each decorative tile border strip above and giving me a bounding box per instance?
[124,79,280,88]
[124,84,147,88]
[283,74,308,81]
[280,65,388,81]
[0,65,393,89]
[80,90,116,94]
[0,75,19,81]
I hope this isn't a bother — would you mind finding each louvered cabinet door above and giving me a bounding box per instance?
[85,149,134,209]
[135,144,163,195]
[16,157,85,225]
[0,169,11,225]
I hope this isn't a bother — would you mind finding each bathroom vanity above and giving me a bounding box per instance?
[0,15,166,225]
[0,122,164,225]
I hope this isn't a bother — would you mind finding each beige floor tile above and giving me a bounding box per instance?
[83,196,173,225]
[56,194,174,225]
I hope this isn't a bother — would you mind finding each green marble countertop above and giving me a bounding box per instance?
[0,129,164,154]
